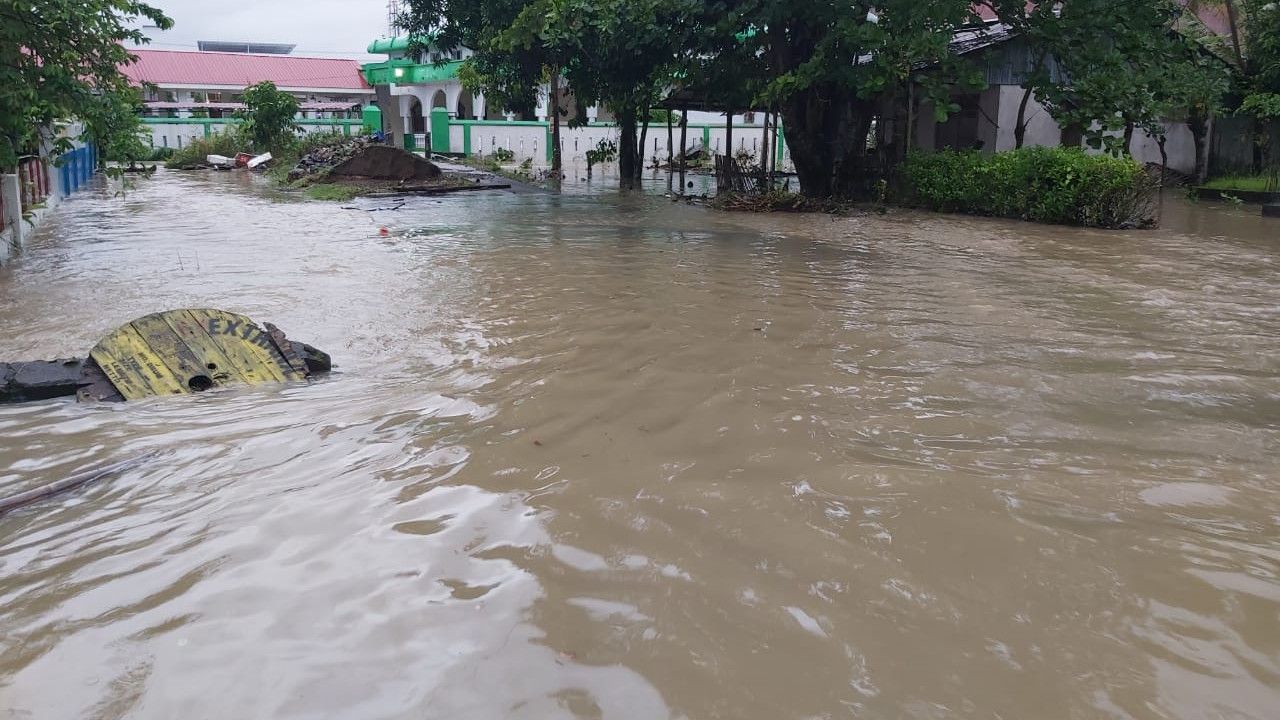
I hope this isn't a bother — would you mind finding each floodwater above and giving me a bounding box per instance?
[1,170,1277,720]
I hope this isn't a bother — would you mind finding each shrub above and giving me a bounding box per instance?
[894,147,1156,228]
[238,81,301,153]
[165,127,251,169]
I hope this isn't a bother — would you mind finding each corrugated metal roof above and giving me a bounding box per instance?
[122,49,372,91]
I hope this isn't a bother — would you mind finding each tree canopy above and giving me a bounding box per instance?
[0,0,172,170]
[401,0,1248,197]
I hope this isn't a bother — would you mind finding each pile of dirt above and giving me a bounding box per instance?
[330,145,441,181]
[288,137,441,183]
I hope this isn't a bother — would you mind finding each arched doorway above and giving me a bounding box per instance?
[430,90,447,110]
[409,98,425,133]
[457,93,472,120]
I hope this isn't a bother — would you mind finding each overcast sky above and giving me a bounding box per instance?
[139,0,393,61]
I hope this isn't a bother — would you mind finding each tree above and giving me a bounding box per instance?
[981,1,1063,148]
[992,0,1225,158]
[402,0,695,190]
[0,0,172,171]
[237,82,301,153]
[84,86,154,169]
[717,0,980,198]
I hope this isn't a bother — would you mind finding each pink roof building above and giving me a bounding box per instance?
[121,49,372,96]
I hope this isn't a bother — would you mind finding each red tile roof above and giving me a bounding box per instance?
[121,49,371,91]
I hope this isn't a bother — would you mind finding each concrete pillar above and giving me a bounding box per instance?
[2,173,24,254]
[586,105,599,123]
[474,92,487,120]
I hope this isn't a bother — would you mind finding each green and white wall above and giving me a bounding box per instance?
[140,118,366,151]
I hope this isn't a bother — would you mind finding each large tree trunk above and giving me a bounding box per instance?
[1014,86,1034,149]
[636,110,650,180]
[550,69,562,187]
[779,83,873,198]
[725,110,734,160]
[1189,107,1210,184]
[1015,52,1047,150]
[1123,122,1136,158]
[618,109,638,190]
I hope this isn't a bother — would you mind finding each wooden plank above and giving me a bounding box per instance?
[183,309,303,384]
[89,325,187,400]
[160,310,255,386]
[129,313,221,390]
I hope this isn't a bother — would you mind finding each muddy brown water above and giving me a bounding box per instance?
[1,171,1277,719]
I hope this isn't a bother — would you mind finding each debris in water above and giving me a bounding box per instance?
[0,309,331,404]
[0,453,157,516]
[247,152,273,169]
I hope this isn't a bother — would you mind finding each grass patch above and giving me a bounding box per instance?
[1201,175,1278,192]
[304,184,365,201]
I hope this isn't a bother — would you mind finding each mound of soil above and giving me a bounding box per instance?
[288,137,441,182]
[330,145,441,181]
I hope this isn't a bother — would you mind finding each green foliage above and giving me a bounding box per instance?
[164,127,250,169]
[492,147,515,162]
[237,82,300,153]
[585,139,617,168]
[403,0,696,187]
[0,0,172,170]
[86,86,152,166]
[646,109,681,125]
[895,148,1157,228]
[992,0,1231,155]
[1239,92,1280,119]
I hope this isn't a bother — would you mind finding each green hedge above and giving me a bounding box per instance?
[894,147,1156,228]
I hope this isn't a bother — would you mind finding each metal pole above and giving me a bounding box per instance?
[678,109,688,195]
